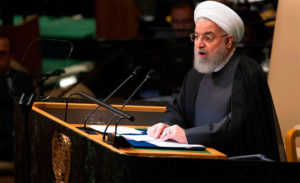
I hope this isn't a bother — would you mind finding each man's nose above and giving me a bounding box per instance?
[194,39,205,48]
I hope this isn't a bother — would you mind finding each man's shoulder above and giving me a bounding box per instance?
[180,68,203,89]
[235,53,264,75]
[186,68,202,77]
[233,52,268,88]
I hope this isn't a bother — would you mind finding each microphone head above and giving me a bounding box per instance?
[132,66,142,76]
[146,69,155,78]
[128,116,135,122]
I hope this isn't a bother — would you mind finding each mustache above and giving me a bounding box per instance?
[195,48,206,53]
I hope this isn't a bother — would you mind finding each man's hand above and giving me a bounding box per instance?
[147,123,169,139]
[159,125,188,144]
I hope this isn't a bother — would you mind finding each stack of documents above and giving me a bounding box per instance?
[89,125,142,134]
[89,125,205,150]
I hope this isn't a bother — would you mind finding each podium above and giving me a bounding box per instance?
[14,101,300,182]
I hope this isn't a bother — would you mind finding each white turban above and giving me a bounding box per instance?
[194,1,245,43]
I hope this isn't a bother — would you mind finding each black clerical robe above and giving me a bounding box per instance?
[161,51,285,161]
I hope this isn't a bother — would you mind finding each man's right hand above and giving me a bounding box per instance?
[147,123,169,139]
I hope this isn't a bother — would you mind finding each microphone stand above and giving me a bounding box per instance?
[64,93,78,122]
[82,66,142,130]
[105,117,132,148]
[103,70,155,147]
[64,91,134,134]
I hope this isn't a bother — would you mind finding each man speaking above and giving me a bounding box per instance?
[147,1,285,161]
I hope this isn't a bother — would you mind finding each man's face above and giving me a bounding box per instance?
[193,19,233,73]
[171,6,194,37]
[0,38,12,73]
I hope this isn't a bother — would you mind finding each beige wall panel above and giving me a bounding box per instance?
[268,0,300,142]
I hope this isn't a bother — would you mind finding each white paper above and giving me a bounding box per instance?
[122,134,205,148]
[149,140,205,148]
[89,125,143,134]
[122,134,154,141]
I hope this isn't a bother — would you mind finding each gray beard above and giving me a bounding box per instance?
[193,45,228,74]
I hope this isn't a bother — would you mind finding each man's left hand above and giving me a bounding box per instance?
[159,125,188,144]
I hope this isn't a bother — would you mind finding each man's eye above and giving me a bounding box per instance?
[204,36,213,41]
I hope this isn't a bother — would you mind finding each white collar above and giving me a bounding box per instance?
[214,47,236,72]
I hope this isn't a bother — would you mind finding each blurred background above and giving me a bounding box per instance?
[6,1,300,182]
[0,0,278,102]
[0,0,286,181]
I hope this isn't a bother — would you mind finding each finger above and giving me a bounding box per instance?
[154,125,165,139]
[147,125,159,137]
[159,130,168,140]
[160,133,174,142]
[147,127,153,136]
[159,127,172,141]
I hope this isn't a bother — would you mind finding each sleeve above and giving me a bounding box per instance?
[160,87,187,128]
[185,112,231,145]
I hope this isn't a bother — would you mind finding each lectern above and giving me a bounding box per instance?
[15,101,300,182]
[14,101,227,182]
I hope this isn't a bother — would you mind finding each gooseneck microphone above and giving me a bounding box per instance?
[103,69,155,143]
[64,91,134,134]
[104,66,142,102]
[64,92,79,122]
[78,91,134,121]
[82,66,142,128]
[34,69,65,90]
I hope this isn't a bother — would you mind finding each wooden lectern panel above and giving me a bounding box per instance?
[32,102,227,160]
[14,101,300,182]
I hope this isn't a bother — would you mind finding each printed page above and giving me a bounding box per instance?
[122,134,205,148]
[89,125,143,134]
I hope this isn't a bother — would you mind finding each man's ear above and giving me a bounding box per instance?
[225,35,234,48]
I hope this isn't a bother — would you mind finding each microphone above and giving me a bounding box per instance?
[103,66,142,102]
[78,91,134,121]
[103,69,155,147]
[82,66,142,129]
[64,91,135,134]
[34,69,65,90]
